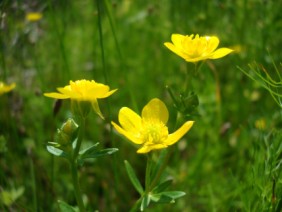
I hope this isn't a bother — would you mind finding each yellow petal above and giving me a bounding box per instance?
[44,92,70,99]
[118,107,142,135]
[142,98,168,124]
[209,48,234,59]
[165,121,194,145]
[164,42,187,60]
[171,34,185,49]
[137,143,167,154]
[91,99,104,119]
[112,121,143,144]
[206,36,219,54]
[97,88,118,98]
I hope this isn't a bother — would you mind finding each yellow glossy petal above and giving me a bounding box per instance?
[112,121,143,144]
[137,143,167,154]
[97,88,118,98]
[209,48,234,59]
[205,36,219,54]
[142,98,168,124]
[164,42,187,61]
[118,107,142,135]
[43,92,69,99]
[171,34,186,49]
[165,121,194,145]
[91,99,104,119]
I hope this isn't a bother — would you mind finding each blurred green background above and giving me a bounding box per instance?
[0,0,281,211]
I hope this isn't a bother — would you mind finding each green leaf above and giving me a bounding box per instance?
[58,200,76,212]
[79,147,118,160]
[150,191,186,203]
[79,142,100,155]
[0,186,25,206]
[140,194,150,211]
[151,179,173,193]
[47,145,70,159]
[124,160,144,195]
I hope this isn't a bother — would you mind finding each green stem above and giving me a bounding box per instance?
[71,117,86,212]
[145,154,153,192]
[130,197,142,212]
[149,149,172,191]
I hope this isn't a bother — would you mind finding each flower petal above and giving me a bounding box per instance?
[44,92,70,99]
[206,36,219,54]
[171,34,185,48]
[137,143,167,154]
[164,42,187,61]
[209,48,234,59]
[118,107,142,134]
[142,98,168,124]
[165,121,194,146]
[112,121,143,144]
[91,99,104,119]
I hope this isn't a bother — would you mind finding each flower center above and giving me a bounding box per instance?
[182,35,209,58]
[142,120,168,144]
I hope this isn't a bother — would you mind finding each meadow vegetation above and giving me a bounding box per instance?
[0,0,281,211]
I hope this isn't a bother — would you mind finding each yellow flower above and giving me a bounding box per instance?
[44,79,117,118]
[0,82,16,96]
[112,98,194,154]
[26,12,42,22]
[164,34,233,62]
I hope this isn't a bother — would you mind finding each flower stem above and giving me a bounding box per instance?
[71,117,86,212]
[145,153,153,192]
[149,149,172,191]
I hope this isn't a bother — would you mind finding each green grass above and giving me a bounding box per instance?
[1,0,282,211]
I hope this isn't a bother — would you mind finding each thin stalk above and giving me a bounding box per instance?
[71,117,86,212]
[149,148,172,191]
[129,197,142,212]
[96,0,108,84]
[29,151,38,212]
[145,154,153,192]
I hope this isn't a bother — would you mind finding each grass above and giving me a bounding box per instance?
[0,0,282,211]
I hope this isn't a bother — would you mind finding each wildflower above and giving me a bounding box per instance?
[0,82,16,96]
[164,34,233,63]
[44,79,117,118]
[26,12,42,22]
[112,98,194,153]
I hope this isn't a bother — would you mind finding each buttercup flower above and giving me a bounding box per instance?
[164,34,233,62]
[44,79,117,118]
[112,98,194,153]
[0,82,16,96]
[26,12,43,22]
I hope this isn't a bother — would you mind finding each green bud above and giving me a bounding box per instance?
[55,118,79,146]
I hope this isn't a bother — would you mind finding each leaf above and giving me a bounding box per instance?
[124,160,144,195]
[58,200,76,212]
[151,179,173,193]
[47,145,70,159]
[79,142,100,155]
[150,191,186,203]
[0,186,25,206]
[140,194,150,211]
[79,147,118,160]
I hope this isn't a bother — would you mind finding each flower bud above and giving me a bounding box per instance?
[55,118,79,146]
